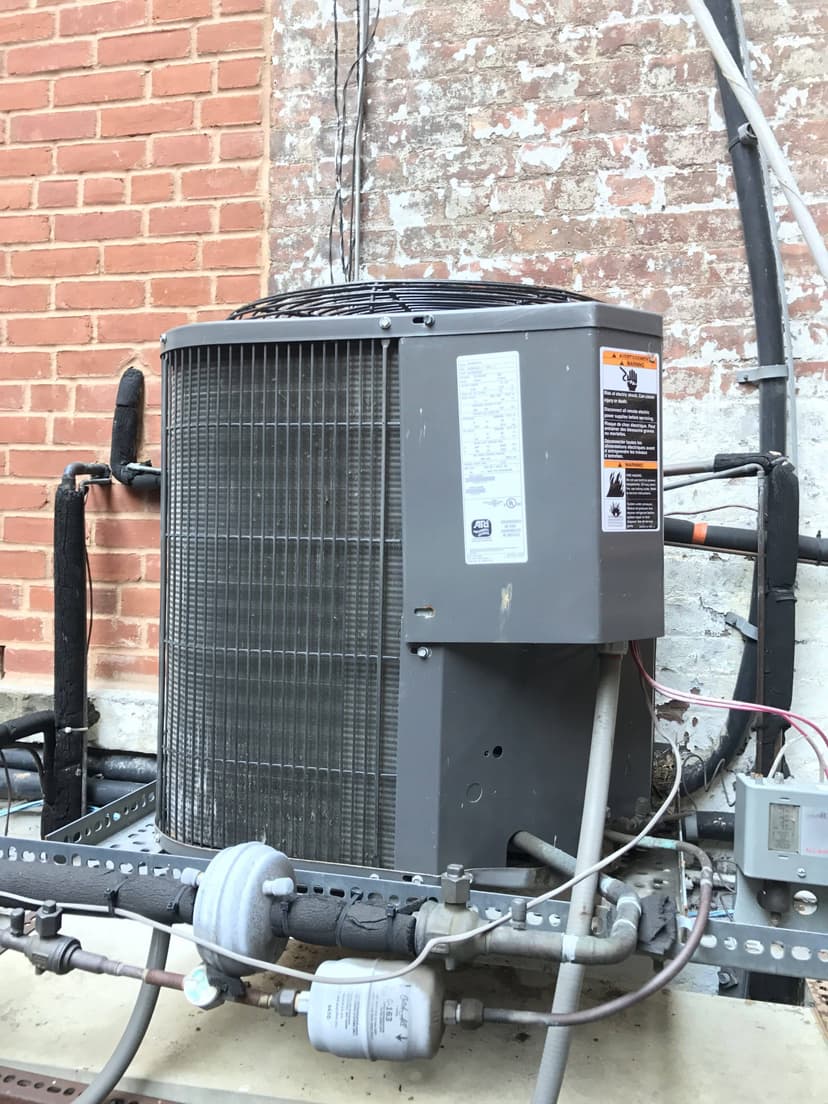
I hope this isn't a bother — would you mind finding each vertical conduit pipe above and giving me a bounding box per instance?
[531,646,625,1104]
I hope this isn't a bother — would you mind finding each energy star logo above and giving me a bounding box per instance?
[471,519,492,538]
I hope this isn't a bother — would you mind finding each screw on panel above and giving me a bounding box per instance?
[797,868,807,879]
[416,646,431,660]
[379,316,391,330]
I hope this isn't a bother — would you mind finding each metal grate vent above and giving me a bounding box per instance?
[229,279,592,319]
[158,339,401,865]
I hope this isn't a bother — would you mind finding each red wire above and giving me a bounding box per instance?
[630,641,828,779]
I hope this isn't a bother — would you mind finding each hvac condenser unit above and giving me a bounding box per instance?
[157,281,663,874]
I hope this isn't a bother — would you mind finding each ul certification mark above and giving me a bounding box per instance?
[599,347,660,533]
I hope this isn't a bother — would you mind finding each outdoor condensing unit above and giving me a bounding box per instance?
[157,282,663,873]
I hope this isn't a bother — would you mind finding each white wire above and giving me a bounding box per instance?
[767,734,824,781]
[687,0,828,281]
[0,724,684,987]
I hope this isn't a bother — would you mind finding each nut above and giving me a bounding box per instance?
[441,864,472,906]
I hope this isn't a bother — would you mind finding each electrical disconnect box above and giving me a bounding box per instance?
[734,775,828,887]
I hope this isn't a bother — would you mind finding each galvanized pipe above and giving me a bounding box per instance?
[531,646,625,1104]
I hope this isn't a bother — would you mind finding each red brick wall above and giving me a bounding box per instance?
[0,0,269,685]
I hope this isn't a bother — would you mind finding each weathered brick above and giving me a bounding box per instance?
[104,241,198,274]
[83,177,128,206]
[153,133,212,166]
[0,215,49,243]
[57,140,147,174]
[11,110,97,144]
[101,101,194,138]
[60,0,146,35]
[181,166,259,198]
[217,57,262,89]
[54,69,146,107]
[98,29,190,66]
[0,10,54,44]
[0,284,50,312]
[12,248,98,278]
[7,315,92,346]
[0,181,32,211]
[55,210,142,242]
[129,172,174,203]
[0,79,49,111]
[148,204,214,235]
[203,235,261,268]
[38,180,78,208]
[150,276,211,307]
[56,280,145,310]
[7,40,93,75]
[200,92,262,127]
[152,61,213,97]
[197,19,263,53]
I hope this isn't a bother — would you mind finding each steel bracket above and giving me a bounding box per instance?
[725,611,759,642]
[737,364,788,385]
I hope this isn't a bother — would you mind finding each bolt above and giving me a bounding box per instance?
[797,868,807,879]
[416,646,431,660]
[423,314,435,327]
[160,333,168,345]
[379,316,391,330]
[511,898,527,930]
[446,863,465,878]
[441,863,472,906]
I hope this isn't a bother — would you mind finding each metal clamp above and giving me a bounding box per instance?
[737,365,788,385]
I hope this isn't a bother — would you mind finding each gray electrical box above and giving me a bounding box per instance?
[734,775,828,887]
[399,303,663,644]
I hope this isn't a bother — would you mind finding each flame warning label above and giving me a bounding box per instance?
[600,347,660,533]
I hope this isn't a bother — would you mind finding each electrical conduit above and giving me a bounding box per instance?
[531,647,625,1104]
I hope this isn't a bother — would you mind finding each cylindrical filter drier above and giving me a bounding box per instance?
[299,958,444,1061]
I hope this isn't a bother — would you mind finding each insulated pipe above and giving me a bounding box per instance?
[531,647,625,1104]
[0,771,139,807]
[44,467,102,835]
[0,747,157,784]
[109,368,161,491]
[664,517,828,566]
[0,859,195,925]
[0,711,55,747]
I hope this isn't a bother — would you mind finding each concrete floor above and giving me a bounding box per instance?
[1,911,826,1103]
[1,812,826,1103]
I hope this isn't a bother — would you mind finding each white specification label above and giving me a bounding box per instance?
[456,350,528,565]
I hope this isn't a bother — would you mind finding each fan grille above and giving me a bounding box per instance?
[229,279,592,320]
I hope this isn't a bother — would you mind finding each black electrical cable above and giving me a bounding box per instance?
[0,750,13,836]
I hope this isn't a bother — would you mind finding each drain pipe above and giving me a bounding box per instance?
[43,463,110,836]
[531,644,625,1104]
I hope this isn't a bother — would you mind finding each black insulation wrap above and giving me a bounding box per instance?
[664,518,828,565]
[109,367,161,490]
[0,859,195,925]
[0,711,54,748]
[44,483,88,835]
[270,895,417,956]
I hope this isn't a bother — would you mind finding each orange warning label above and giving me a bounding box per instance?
[600,346,660,533]
[601,349,659,372]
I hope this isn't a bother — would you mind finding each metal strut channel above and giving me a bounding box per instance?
[3,807,826,980]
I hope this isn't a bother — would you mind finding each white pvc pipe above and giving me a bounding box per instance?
[687,0,828,282]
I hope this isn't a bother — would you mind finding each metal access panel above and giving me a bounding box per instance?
[394,640,654,872]
[399,303,663,644]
